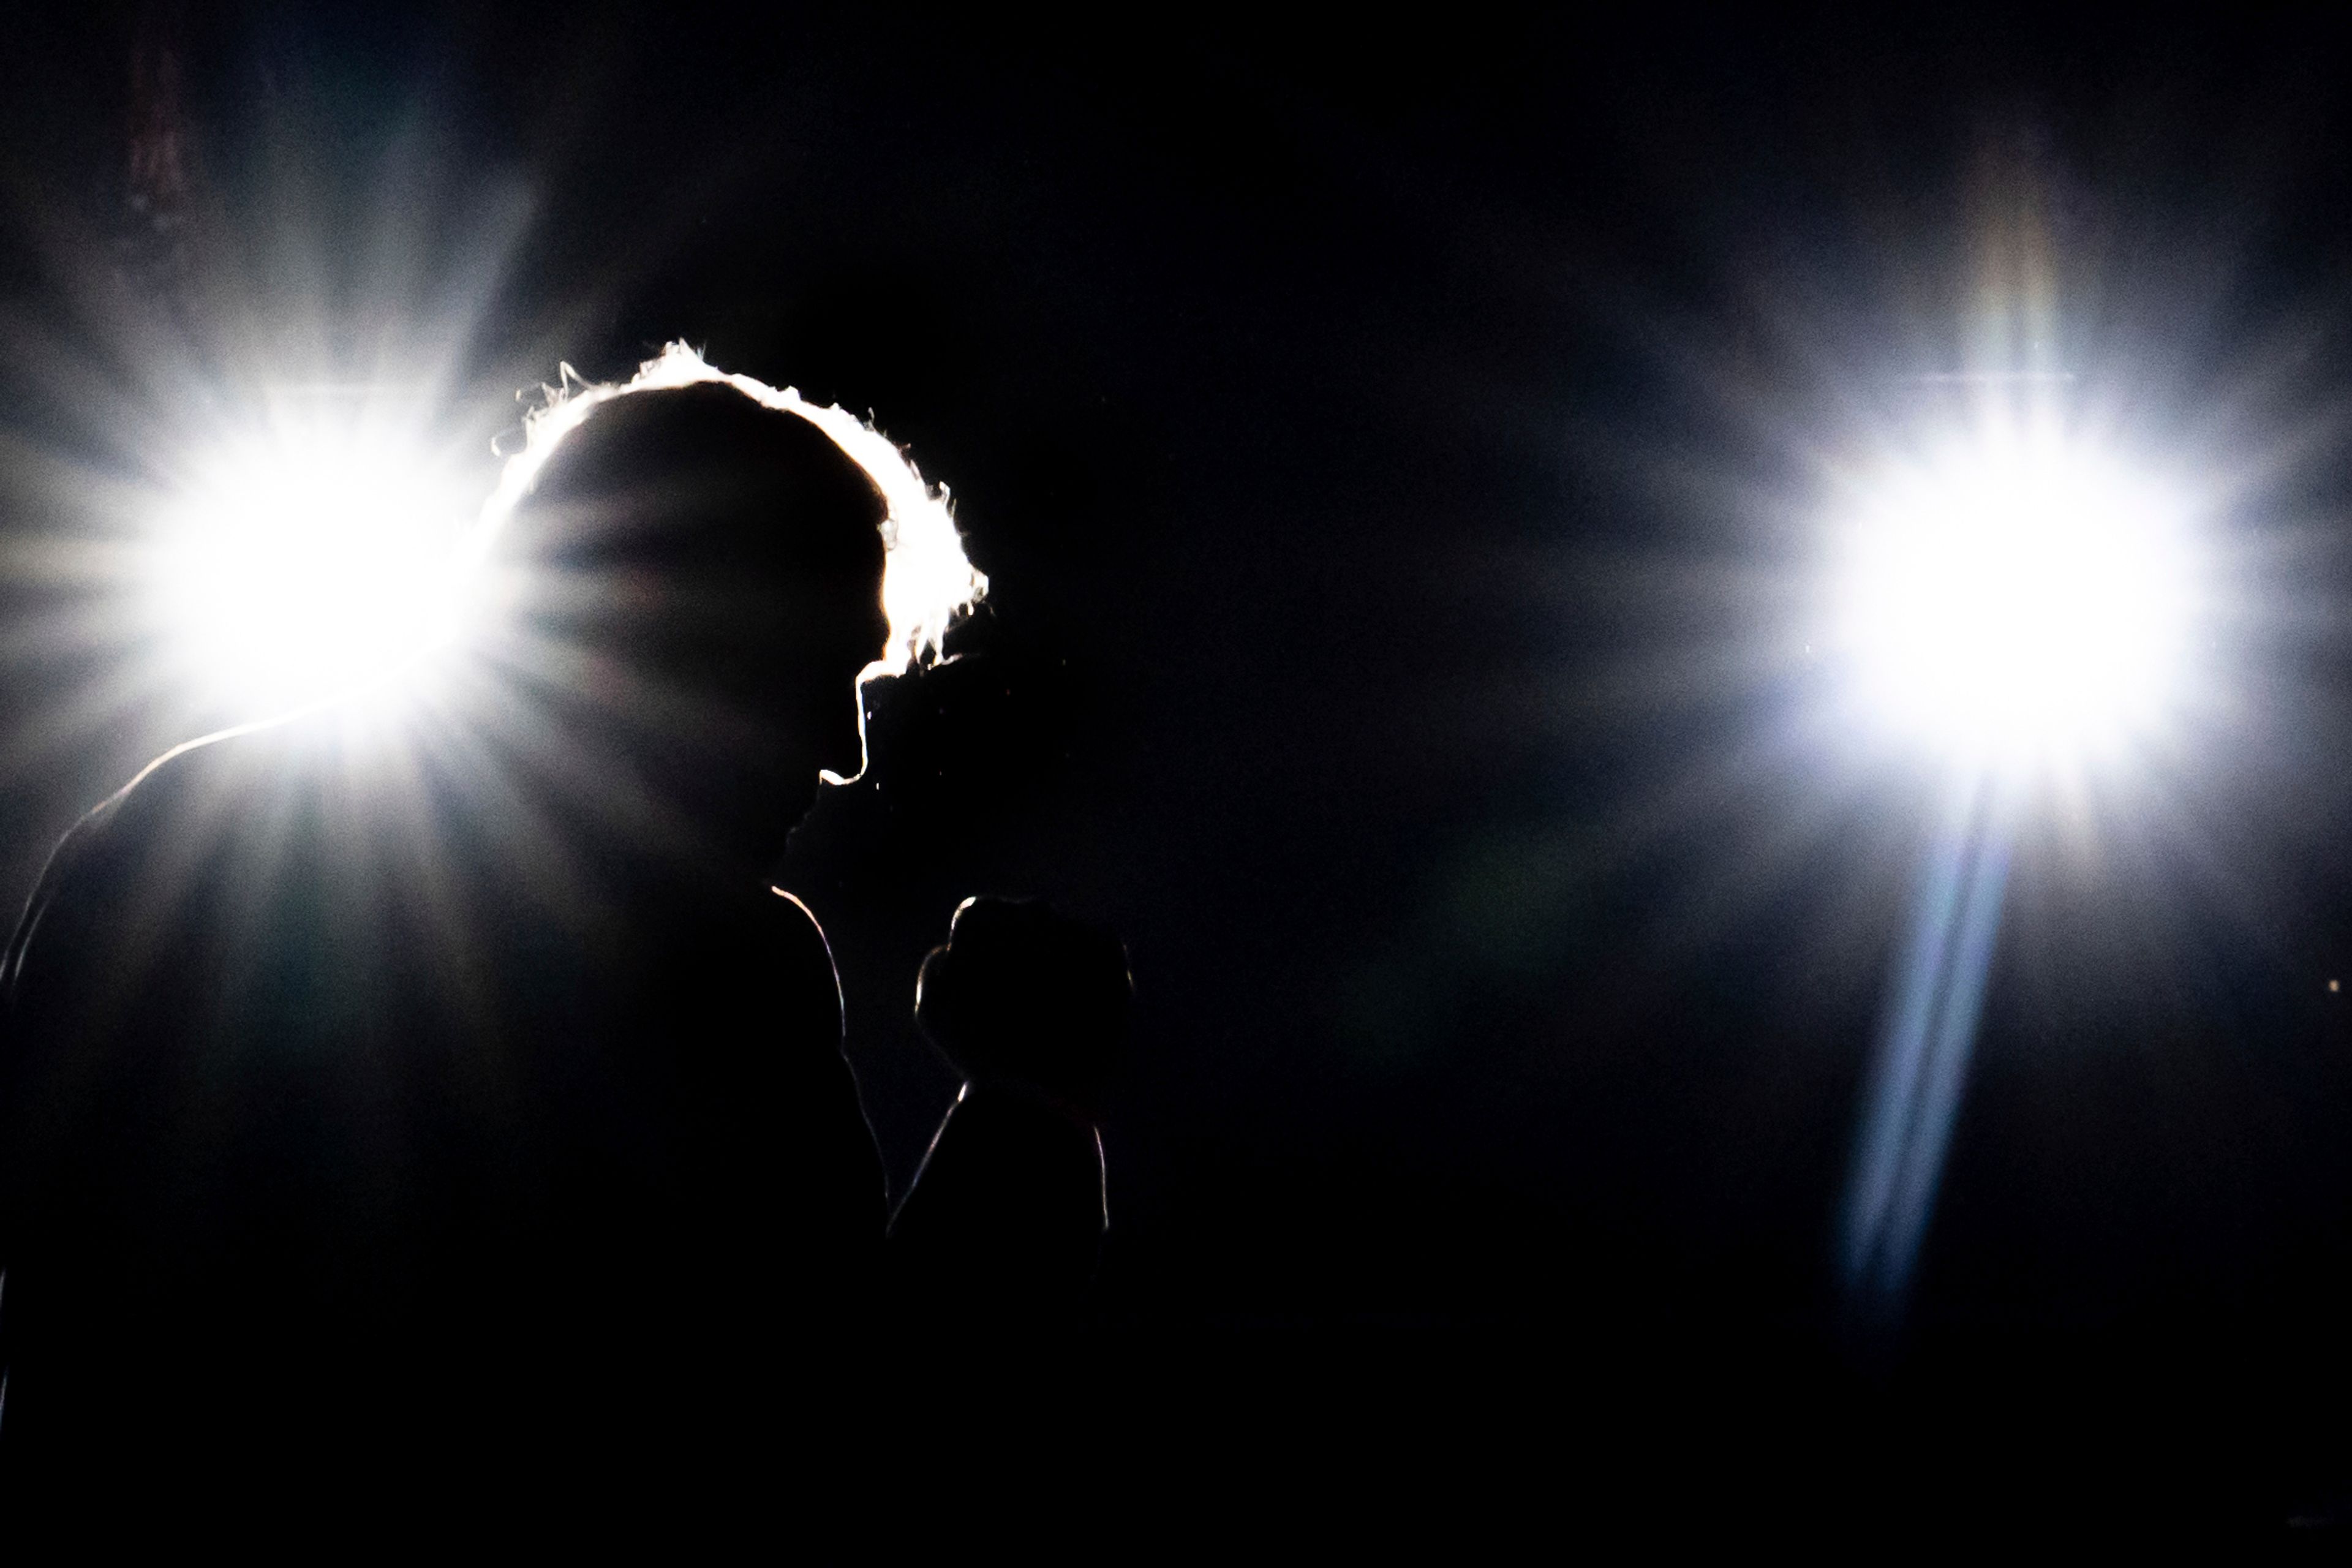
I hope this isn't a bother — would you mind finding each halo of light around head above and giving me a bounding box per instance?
[1831,425,2202,769]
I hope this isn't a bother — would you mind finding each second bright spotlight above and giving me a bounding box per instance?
[1829,400,2217,1325]
[1829,420,2204,772]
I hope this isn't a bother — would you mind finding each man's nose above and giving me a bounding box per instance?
[820,685,868,780]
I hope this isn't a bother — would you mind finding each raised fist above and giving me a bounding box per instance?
[914,895,1132,1122]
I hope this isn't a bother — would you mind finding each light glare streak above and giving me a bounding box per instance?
[1828,414,2208,1323]
[1841,766,2015,1318]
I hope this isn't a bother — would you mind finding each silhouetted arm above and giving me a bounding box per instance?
[889,1082,1106,1310]
[885,897,1129,1315]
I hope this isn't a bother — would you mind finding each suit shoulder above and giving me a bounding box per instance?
[1,720,307,1009]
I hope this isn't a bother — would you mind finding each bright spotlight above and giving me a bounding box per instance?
[153,403,477,718]
[1831,424,2201,767]
[1827,410,2212,1321]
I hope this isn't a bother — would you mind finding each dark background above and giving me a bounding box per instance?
[10,2,2352,1525]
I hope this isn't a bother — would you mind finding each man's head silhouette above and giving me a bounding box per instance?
[0,356,978,1496]
[488,381,889,872]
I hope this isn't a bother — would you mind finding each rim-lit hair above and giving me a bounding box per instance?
[472,342,985,682]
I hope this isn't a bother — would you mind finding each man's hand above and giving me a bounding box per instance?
[914,897,1131,1120]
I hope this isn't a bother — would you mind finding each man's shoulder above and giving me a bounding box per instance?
[2,712,373,1005]
[40,723,300,889]
[101,703,355,821]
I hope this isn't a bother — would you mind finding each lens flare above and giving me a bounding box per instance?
[152,412,474,718]
[1826,410,2215,1326]
[1832,425,2201,769]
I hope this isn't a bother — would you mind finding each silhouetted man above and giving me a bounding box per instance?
[0,382,891,1494]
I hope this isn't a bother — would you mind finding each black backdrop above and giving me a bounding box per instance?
[11,4,2352,1522]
